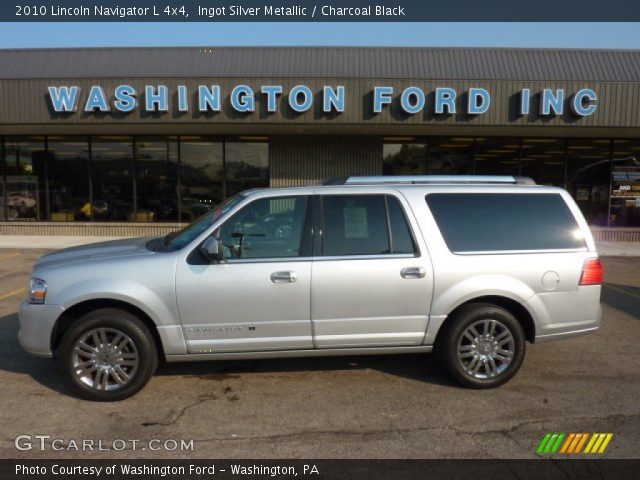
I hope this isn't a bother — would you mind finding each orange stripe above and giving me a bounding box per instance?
[560,434,576,453]
[574,433,589,453]
[567,434,581,454]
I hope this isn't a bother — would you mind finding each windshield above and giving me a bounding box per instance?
[156,194,245,252]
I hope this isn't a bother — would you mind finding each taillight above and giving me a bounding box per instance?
[580,258,604,286]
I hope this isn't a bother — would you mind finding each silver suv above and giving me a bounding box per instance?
[19,176,603,401]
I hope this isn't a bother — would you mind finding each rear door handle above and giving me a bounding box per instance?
[401,267,426,279]
[270,271,298,283]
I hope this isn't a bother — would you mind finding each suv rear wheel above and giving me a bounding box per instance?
[437,303,525,388]
[58,308,158,401]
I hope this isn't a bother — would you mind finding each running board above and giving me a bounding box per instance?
[165,345,432,362]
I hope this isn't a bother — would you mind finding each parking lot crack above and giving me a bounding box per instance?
[142,394,218,427]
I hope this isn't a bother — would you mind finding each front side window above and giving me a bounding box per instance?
[217,196,308,259]
[426,193,587,253]
[321,195,416,256]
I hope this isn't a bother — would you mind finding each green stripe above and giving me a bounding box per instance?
[550,433,566,453]
[544,434,559,453]
[537,433,552,454]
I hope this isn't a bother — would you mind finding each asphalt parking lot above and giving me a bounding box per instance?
[0,248,638,459]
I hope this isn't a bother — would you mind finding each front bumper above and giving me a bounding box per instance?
[18,301,65,358]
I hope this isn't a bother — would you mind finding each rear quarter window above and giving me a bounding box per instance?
[425,193,586,253]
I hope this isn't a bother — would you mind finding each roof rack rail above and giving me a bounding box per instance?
[322,175,536,186]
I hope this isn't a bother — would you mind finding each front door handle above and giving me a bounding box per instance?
[401,267,426,279]
[270,271,298,284]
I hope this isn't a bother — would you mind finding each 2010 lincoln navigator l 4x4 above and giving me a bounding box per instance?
[19,175,603,401]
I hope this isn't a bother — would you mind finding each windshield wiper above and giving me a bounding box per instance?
[153,232,176,251]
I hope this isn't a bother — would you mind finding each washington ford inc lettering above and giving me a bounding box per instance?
[46,84,599,117]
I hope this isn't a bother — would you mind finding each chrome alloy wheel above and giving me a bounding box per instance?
[456,319,515,379]
[71,328,139,391]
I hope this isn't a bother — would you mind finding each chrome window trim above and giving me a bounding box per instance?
[219,253,417,264]
[313,253,417,261]
[220,257,314,264]
[452,247,589,255]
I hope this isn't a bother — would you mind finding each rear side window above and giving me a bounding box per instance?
[321,195,416,256]
[387,196,415,254]
[426,193,586,253]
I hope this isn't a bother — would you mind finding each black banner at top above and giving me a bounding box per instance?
[5,0,640,22]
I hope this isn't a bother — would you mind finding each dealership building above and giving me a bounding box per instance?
[0,46,639,236]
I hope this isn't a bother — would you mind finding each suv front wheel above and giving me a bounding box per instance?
[58,308,158,401]
[438,303,525,389]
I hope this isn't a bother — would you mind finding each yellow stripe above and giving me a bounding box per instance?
[598,434,613,453]
[590,434,606,454]
[0,288,25,301]
[584,434,600,453]
[560,433,575,453]
[0,252,20,261]
[584,434,598,453]
[605,284,640,300]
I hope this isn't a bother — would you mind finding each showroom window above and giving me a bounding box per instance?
[382,137,474,176]
[428,137,473,175]
[90,137,135,222]
[520,138,566,187]
[610,139,640,227]
[179,137,224,223]
[474,138,521,176]
[3,137,47,221]
[135,137,179,222]
[566,139,611,226]
[47,137,91,222]
[225,137,269,198]
[0,135,270,223]
[383,139,428,175]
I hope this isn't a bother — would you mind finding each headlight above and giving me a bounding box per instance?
[28,278,47,304]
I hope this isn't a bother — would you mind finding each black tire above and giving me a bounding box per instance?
[436,303,525,389]
[58,308,158,401]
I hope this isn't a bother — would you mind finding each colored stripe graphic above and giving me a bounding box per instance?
[536,433,552,454]
[537,433,566,454]
[560,433,575,453]
[549,433,565,453]
[585,433,614,453]
[538,433,613,454]
[573,433,589,453]
[597,434,614,453]
[563,433,588,454]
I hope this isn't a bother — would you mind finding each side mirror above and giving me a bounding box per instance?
[200,237,223,262]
